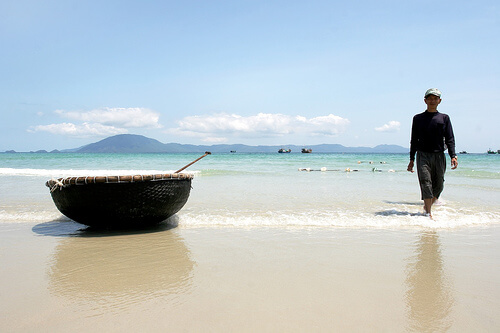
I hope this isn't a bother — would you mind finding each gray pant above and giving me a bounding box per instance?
[416,151,446,200]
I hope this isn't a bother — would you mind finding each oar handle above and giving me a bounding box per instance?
[175,152,211,173]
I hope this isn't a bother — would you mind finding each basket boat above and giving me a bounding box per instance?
[46,173,193,228]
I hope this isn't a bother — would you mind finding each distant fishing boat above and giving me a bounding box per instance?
[487,149,497,154]
[459,151,468,154]
[301,148,312,153]
[46,152,210,228]
[278,148,291,153]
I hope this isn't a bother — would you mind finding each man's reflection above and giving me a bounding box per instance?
[405,231,454,332]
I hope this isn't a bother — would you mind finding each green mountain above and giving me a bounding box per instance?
[66,134,409,153]
[77,134,167,153]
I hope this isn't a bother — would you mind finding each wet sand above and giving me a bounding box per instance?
[1,221,499,332]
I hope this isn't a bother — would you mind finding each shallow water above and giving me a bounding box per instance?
[1,152,498,228]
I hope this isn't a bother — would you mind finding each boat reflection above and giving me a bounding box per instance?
[405,231,454,332]
[48,226,194,308]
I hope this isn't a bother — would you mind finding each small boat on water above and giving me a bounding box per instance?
[459,151,468,154]
[46,152,210,228]
[301,148,312,153]
[487,149,497,154]
[278,148,291,153]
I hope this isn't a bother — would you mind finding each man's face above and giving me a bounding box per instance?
[424,95,441,108]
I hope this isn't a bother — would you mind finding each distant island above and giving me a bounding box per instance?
[5,134,409,154]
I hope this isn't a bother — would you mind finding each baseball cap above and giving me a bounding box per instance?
[424,88,441,98]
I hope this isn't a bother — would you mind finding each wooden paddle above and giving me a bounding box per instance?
[175,152,211,173]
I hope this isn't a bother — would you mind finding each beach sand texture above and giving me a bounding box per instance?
[1,223,499,332]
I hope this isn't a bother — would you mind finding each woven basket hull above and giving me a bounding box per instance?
[50,178,192,228]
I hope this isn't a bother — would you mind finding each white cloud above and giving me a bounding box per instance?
[29,122,128,137]
[375,121,401,132]
[166,113,350,141]
[55,107,162,128]
[29,107,161,138]
[176,113,292,134]
[298,114,351,136]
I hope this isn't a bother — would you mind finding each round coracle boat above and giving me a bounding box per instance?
[46,173,193,228]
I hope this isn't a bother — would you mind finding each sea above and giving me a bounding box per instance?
[1,152,499,229]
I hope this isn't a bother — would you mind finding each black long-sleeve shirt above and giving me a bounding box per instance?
[409,111,456,161]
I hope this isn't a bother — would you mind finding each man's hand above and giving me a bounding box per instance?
[407,160,414,173]
[451,157,458,169]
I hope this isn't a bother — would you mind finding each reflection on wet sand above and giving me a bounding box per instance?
[405,231,454,332]
[48,225,194,310]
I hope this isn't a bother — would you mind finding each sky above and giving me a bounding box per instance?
[1,0,499,153]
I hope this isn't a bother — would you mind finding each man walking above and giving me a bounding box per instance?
[407,88,458,218]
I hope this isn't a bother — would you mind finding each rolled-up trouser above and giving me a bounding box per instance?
[416,151,446,200]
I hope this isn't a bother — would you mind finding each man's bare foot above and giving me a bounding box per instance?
[423,197,437,219]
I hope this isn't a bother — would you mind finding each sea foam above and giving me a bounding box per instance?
[0,168,198,177]
[177,206,499,230]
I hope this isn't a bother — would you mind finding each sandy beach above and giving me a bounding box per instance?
[1,220,499,332]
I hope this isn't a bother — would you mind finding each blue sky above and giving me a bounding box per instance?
[1,0,498,152]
